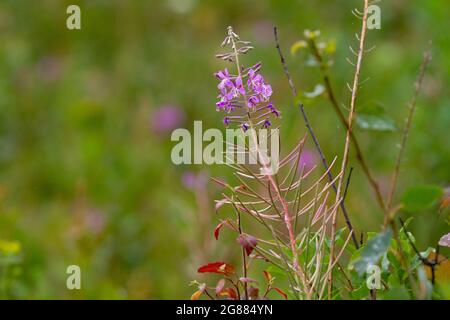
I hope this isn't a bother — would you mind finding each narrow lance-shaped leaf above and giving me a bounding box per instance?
[273,287,288,300]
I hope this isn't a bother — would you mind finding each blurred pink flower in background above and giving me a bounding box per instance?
[151,105,185,133]
[298,149,318,172]
[181,171,208,190]
[36,55,64,82]
[85,208,106,235]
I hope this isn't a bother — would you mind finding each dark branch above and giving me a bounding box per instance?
[274,26,359,248]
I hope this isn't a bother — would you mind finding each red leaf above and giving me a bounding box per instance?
[273,287,288,300]
[237,234,258,256]
[197,262,235,275]
[214,221,227,240]
[219,288,238,300]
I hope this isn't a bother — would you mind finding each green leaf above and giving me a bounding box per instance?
[350,228,393,276]
[382,286,410,300]
[266,265,287,279]
[401,185,443,212]
[350,284,370,299]
[356,114,396,132]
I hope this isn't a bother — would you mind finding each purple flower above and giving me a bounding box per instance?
[248,95,260,108]
[247,69,264,90]
[242,123,249,131]
[262,118,271,128]
[247,68,272,101]
[216,97,228,110]
[151,105,185,133]
[223,116,230,126]
[215,68,233,94]
[228,76,246,98]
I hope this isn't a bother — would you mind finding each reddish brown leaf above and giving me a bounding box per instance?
[263,270,272,282]
[197,262,235,275]
[219,288,238,300]
[273,287,288,300]
[237,234,258,256]
[248,286,259,299]
[191,290,203,300]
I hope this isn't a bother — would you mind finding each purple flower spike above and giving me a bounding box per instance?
[214,31,278,129]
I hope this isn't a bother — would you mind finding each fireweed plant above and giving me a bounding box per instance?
[191,26,351,301]
[190,2,450,300]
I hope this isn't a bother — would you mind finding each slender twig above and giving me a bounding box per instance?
[308,39,387,214]
[230,198,248,299]
[274,27,359,249]
[328,0,370,299]
[343,167,354,203]
[385,44,432,220]
[399,218,440,285]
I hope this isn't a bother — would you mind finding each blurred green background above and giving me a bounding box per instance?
[0,0,448,299]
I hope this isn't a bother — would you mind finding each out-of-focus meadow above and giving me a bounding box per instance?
[0,0,448,299]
